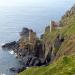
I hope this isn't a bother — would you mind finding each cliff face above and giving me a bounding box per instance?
[43,32,64,62]
[43,5,75,62]
[18,28,45,58]
[2,27,46,67]
[19,28,36,49]
[55,5,75,60]
[2,5,75,75]
[60,5,75,26]
[19,5,75,75]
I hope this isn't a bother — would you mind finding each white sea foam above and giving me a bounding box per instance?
[8,50,17,57]
[8,50,14,55]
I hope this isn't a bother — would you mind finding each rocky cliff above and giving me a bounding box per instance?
[18,5,75,75]
[2,5,75,75]
[42,5,75,63]
[2,27,46,68]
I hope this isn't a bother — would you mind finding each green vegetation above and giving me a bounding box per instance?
[19,19,75,75]
[18,56,75,75]
[18,6,75,75]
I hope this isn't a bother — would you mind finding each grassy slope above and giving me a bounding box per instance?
[19,56,75,75]
[18,10,75,75]
[55,15,75,60]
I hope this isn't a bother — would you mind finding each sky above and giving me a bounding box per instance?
[0,0,75,42]
[0,0,75,7]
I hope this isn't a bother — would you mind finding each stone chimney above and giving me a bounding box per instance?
[19,27,36,49]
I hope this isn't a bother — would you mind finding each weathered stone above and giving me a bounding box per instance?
[2,27,50,69]
[2,41,17,49]
[19,27,36,49]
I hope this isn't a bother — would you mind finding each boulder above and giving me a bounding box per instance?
[2,41,17,49]
[10,66,26,73]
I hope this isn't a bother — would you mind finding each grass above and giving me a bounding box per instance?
[18,10,75,75]
[18,55,75,75]
[18,20,75,75]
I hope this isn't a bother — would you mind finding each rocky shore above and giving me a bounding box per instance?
[2,26,65,73]
[2,27,49,73]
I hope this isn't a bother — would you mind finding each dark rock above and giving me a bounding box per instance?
[20,55,46,67]
[10,67,26,73]
[2,41,17,49]
[50,34,64,62]
[34,40,44,58]
[21,55,33,67]
[20,27,29,36]
[2,27,52,72]
[29,57,41,66]
[54,34,64,51]
[10,67,20,73]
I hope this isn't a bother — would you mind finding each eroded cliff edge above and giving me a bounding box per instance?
[2,5,75,75]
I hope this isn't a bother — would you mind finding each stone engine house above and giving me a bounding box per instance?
[19,28,36,49]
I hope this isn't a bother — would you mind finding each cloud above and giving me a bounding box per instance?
[0,0,63,7]
[0,0,31,6]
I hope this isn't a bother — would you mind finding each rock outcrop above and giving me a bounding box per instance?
[43,33,64,63]
[3,5,75,71]
[2,27,47,67]
[2,41,19,50]
[60,5,75,26]
[17,4,75,75]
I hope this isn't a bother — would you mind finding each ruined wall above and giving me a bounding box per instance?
[19,28,36,49]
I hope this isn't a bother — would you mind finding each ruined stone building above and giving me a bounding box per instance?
[51,21,62,30]
[45,21,61,32]
[18,27,45,58]
[51,21,59,30]
[19,28,36,49]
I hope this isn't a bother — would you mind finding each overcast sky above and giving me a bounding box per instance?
[0,0,75,41]
[0,0,75,7]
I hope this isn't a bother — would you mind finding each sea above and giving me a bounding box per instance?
[0,1,74,75]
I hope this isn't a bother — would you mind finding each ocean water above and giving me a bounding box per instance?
[0,1,75,75]
[0,48,20,75]
[0,2,75,43]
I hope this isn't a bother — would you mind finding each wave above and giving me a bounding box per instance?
[8,50,14,55]
[8,50,17,57]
